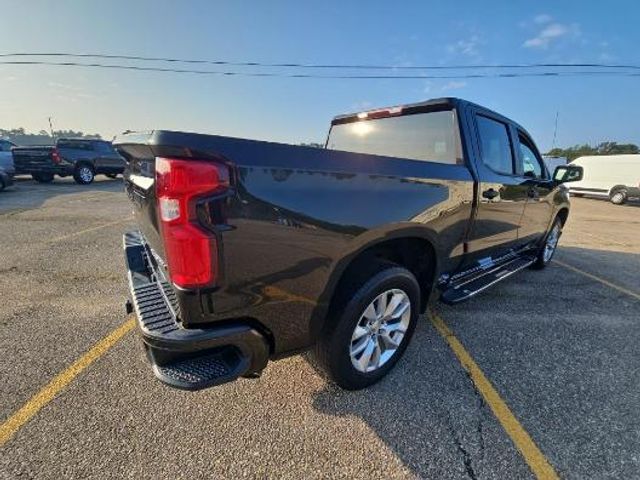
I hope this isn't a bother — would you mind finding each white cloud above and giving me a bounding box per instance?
[599,52,615,62]
[447,35,482,58]
[534,14,553,24]
[350,100,372,112]
[441,81,467,92]
[523,23,579,49]
[48,81,76,90]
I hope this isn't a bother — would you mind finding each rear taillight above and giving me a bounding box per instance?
[51,148,61,164]
[155,157,229,289]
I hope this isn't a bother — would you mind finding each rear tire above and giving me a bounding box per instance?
[32,172,54,183]
[531,218,562,270]
[313,262,420,390]
[73,164,95,185]
[609,189,627,205]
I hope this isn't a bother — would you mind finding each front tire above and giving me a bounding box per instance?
[610,189,627,205]
[32,172,54,183]
[314,263,420,390]
[531,218,562,269]
[74,164,95,185]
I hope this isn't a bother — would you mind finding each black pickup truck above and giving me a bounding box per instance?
[12,138,125,184]
[115,97,583,391]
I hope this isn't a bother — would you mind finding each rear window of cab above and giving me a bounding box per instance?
[327,110,462,165]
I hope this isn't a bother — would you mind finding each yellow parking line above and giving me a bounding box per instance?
[256,284,560,478]
[554,259,640,301]
[429,311,559,480]
[0,318,135,447]
[48,218,132,243]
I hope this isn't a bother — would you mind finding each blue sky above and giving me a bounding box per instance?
[1,0,639,151]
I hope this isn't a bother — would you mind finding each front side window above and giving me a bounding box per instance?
[518,136,545,179]
[327,110,461,164]
[476,115,514,175]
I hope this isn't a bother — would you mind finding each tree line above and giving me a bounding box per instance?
[0,128,102,146]
[547,142,639,161]
[2,128,637,159]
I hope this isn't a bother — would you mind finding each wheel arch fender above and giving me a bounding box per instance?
[308,223,442,340]
[75,160,95,171]
[609,184,628,196]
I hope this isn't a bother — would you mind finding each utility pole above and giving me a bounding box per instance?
[551,111,559,150]
[48,117,55,140]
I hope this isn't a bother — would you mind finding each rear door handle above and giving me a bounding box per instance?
[482,188,499,200]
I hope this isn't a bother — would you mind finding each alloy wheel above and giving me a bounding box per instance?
[543,224,560,263]
[79,167,93,183]
[349,289,411,373]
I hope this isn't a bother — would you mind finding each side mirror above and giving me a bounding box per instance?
[553,165,583,183]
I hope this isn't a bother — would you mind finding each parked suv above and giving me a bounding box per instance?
[12,138,125,184]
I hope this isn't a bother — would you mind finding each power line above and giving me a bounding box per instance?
[1,52,640,71]
[1,60,639,79]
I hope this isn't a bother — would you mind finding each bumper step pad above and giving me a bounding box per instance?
[124,230,269,391]
[151,349,243,390]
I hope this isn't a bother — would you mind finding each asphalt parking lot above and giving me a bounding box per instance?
[1,177,639,479]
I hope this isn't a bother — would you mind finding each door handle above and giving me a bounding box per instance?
[482,188,499,200]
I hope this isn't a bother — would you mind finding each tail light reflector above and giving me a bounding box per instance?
[155,157,229,289]
[51,148,61,164]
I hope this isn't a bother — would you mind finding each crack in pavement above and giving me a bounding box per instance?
[445,411,478,480]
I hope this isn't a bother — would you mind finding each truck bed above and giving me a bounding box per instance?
[115,130,475,356]
[12,145,56,173]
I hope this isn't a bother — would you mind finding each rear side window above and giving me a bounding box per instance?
[57,140,93,151]
[327,110,462,164]
[95,142,117,154]
[518,135,546,179]
[476,116,514,175]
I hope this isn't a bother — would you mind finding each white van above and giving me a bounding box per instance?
[569,154,640,204]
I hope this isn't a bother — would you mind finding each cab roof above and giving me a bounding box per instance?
[330,97,532,140]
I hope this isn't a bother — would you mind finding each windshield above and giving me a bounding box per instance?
[327,109,461,164]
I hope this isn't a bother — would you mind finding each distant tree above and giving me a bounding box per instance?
[0,128,102,146]
[53,129,101,140]
[299,142,324,148]
[596,142,639,155]
[546,142,639,161]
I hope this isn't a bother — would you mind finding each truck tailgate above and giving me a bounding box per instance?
[117,140,165,261]
[12,146,56,171]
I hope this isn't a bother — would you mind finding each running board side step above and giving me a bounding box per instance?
[440,256,535,305]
